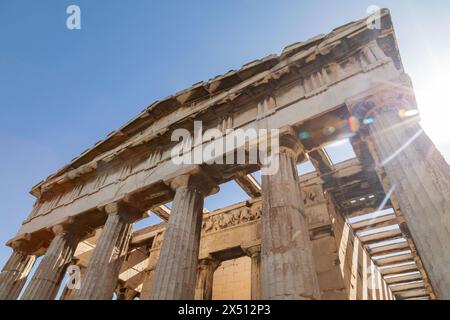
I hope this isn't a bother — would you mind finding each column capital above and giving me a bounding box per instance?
[167,167,219,197]
[198,256,220,271]
[241,242,261,258]
[277,126,305,161]
[8,236,31,253]
[347,86,418,121]
[51,224,74,236]
[103,199,144,223]
[7,234,44,256]
[49,217,93,239]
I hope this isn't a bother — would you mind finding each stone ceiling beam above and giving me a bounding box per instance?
[308,148,333,176]
[151,205,171,222]
[234,174,261,198]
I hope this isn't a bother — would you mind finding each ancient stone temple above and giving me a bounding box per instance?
[1,9,449,300]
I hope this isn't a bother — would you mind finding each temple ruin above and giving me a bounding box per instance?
[1,9,449,300]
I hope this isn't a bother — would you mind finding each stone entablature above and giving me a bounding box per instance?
[28,40,391,221]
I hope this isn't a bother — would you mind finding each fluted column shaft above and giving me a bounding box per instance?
[195,258,219,300]
[59,264,85,300]
[21,226,80,300]
[150,173,217,300]
[140,231,164,299]
[250,253,261,300]
[261,133,321,300]
[140,267,156,299]
[76,202,135,300]
[243,245,261,300]
[0,248,35,300]
[354,93,450,298]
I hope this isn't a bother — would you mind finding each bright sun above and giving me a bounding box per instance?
[412,62,450,162]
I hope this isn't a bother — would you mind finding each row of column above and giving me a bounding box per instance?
[0,241,35,300]
[0,133,320,300]
[0,201,141,300]
[0,130,322,300]
[3,90,446,299]
[349,89,450,299]
[145,135,321,300]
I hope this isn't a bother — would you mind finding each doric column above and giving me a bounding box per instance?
[260,128,321,300]
[242,243,261,300]
[76,201,139,300]
[21,224,81,300]
[59,262,85,300]
[349,87,450,299]
[140,267,156,299]
[195,257,220,300]
[140,231,164,299]
[150,170,218,300]
[0,241,36,300]
[304,185,347,300]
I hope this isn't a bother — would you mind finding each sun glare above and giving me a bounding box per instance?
[412,57,450,162]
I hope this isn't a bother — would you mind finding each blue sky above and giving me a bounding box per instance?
[1,0,449,281]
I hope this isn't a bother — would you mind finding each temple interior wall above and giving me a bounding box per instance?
[212,257,251,300]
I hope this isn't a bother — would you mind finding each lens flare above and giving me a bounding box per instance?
[348,116,360,132]
[298,131,310,140]
[363,117,374,125]
[323,126,336,135]
[398,109,419,118]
